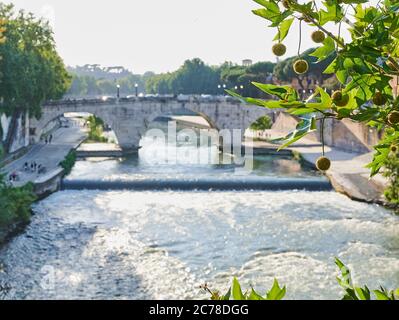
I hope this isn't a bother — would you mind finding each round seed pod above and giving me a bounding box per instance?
[316,157,331,171]
[293,59,309,74]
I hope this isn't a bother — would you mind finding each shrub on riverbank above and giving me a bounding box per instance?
[383,153,399,210]
[86,115,108,143]
[60,150,77,176]
[0,177,36,234]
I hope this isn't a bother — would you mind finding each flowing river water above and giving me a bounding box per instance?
[0,136,398,300]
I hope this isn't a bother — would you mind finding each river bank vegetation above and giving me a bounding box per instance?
[205,259,399,300]
[0,174,36,244]
[0,4,68,242]
[59,150,77,176]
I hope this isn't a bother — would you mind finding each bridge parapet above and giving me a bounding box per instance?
[45,95,243,107]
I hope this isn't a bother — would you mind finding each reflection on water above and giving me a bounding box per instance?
[67,137,321,182]
[0,190,398,300]
[0,138,398,300]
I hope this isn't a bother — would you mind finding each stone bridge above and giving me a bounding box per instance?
[30,96,275,151]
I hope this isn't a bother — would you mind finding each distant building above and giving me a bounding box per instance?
[242,59,253,67]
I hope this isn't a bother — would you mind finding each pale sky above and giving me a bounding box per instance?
[8,0,341,74]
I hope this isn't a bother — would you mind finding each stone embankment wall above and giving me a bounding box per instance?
[1,112,30,153]
[1,112,60,156]
[271,112,380,153]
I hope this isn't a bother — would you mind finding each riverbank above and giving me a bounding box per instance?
[246,131,388,206]
[0,118,87,245]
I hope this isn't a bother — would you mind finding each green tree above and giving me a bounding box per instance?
[222,61,276,97]
[232,0,399,182]
[68,74,88,96]
[170,58,220,94]
[0,4,71,153]
[250,115,273,131]
[247,61,275,75]
[145,58,220,95]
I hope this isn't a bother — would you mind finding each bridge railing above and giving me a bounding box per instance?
[44,95,249,106]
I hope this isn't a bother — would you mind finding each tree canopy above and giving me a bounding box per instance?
[232,0,399,178]
[0,3,71,119]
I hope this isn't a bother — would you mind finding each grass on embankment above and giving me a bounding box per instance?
[60,150,77,176]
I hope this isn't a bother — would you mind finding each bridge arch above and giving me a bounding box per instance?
[30,102,121,146]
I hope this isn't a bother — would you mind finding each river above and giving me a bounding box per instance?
[0,137,398,300]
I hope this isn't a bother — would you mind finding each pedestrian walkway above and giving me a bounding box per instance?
[1,118,87,188]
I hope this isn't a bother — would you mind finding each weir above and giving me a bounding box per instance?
[61,177,333,192]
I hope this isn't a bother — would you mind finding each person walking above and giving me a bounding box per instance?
[49,134,53,144]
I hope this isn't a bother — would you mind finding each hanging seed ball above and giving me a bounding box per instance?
[281,0,291,9]
[272,43,287,57]
[316,157,331,172]
[332,90,349,107]
[388,111,399,125]
[293,59,309,74]
[331,90,343,102]
[311,30,325,43]
[391,145,398,153]
[372,91,387,106]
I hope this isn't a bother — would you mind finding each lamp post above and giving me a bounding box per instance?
[135,83,139,97]
[116,84,120,99]
[217,84,221,96]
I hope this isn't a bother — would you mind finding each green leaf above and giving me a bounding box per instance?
[273,18,294,42]
[251,82,299,101]
[222,287,231,300]
[277,116,317,151]
[310,37,336,62]
[248,288,265,300]
[232,278,246,300]
[373,290,391,300]
[365,130,398,177]
[341,288,359,300]
[355,286,371,300]
[324,57,337,74]
[226,89,283,108]
[319,2,344,25]
[306,86,332,111]
[335,258,352,288]
[266,279,286,300]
